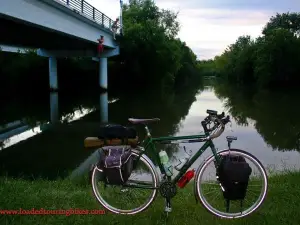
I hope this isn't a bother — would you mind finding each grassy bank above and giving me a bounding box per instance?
[0,171,299,225]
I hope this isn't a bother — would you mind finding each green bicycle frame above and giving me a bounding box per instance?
[135,124,222,184]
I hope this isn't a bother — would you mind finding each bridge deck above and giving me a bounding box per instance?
[56,0,120,34]
[0,0,122,50]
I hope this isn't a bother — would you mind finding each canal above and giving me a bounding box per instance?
[1,81,300,180]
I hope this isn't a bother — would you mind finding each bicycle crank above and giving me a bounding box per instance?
[159,181,177,199]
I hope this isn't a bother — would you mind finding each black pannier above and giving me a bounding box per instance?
[98,124,137,140]
[96,145,134,185]
[217,154,252,211]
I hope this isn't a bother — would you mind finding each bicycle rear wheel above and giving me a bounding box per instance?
[91,149,160,215]
[195,149,268,219]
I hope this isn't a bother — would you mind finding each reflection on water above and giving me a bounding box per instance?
[0,92,102,150]
[0,91,110,180]
[50,92,59,124]
[170,86,300,176]
[1,125,43,150]
[99,92,108,122]
[1,82,300,180]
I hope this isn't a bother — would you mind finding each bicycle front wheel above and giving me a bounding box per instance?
[91,149,160,215]
[195,149,268,219]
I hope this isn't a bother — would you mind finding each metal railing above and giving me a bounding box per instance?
[55,0,120,34]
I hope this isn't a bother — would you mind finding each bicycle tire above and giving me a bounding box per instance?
[91,149,160,215]
[194,148,268,219]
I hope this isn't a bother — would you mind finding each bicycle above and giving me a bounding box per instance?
[88,109,268,219]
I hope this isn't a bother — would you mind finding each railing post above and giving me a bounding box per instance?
[66,0,69,5]
[93,7,95,20]
[81,0,84,13]
[109,19,112,29]
[101,14,104,26]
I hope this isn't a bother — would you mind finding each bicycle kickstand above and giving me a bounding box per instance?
[164,197,172,214]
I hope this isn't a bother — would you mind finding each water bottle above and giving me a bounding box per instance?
[159,150,173,176]
[177,168,195,188]
[175,146,192,171]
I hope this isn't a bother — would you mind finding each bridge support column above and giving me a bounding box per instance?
[99,57,107,89]
[49,57,58,91]
[100,92,108,122]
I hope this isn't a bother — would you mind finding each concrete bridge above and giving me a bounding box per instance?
[0,0,123,90]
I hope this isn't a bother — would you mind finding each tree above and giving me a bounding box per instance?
[118,0,201,90]
[262,12,300,37]
[200,12,300,89]
[254,29,300,87]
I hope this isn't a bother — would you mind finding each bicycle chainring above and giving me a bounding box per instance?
[159,181,177,198]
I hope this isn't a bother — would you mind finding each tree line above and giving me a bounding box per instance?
[0,0,203,95]
[199,12,300,89]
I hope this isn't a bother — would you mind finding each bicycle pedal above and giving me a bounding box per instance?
[120,188,129,193]
[164,206,172,213]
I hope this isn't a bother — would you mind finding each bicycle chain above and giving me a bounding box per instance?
[159,181,177,199]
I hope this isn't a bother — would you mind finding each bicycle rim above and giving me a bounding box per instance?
[195,149,268,219]
[91,151,159,215]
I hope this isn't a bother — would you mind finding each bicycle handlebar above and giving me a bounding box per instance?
[139,109,230,140]
[201,110,231,140]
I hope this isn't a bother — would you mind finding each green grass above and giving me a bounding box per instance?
[0,171,299,225]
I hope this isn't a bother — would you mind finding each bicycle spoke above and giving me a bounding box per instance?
[91,151,158,214]
[196,149,268,219]
[203,182,219,185]
[202,189,221,196]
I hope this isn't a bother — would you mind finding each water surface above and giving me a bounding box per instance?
[1,83,300,180]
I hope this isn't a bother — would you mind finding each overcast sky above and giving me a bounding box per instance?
[86,0,300,60]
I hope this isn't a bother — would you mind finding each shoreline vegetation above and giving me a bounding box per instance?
[199,12,300,90]
[1,169,300,224]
